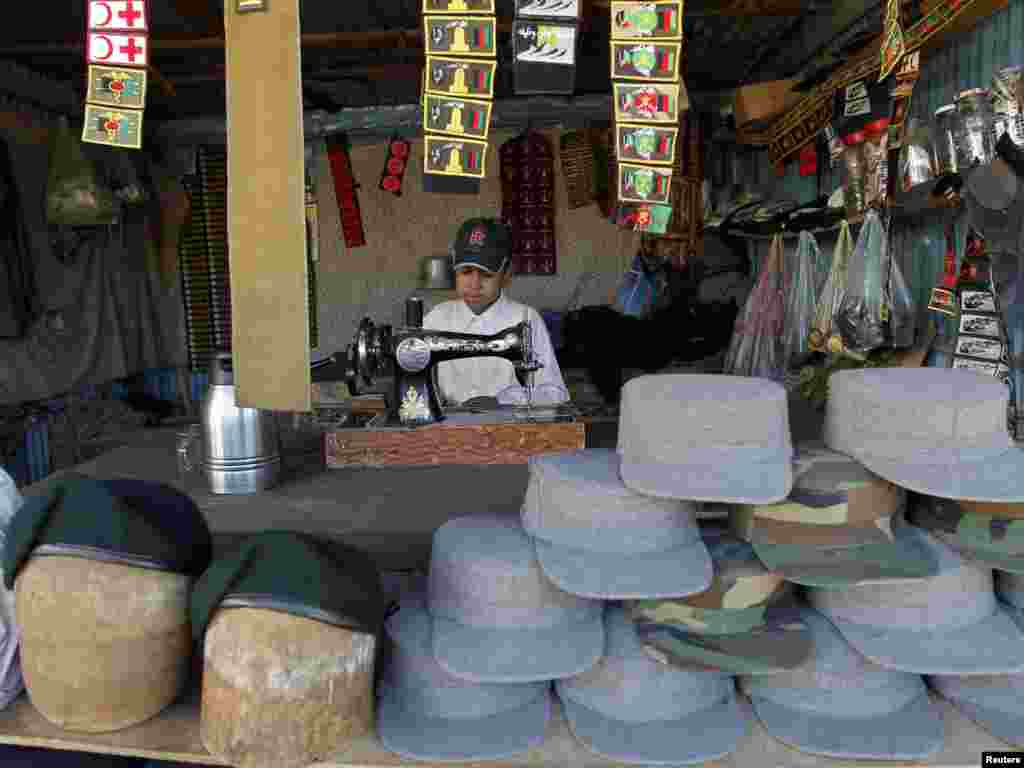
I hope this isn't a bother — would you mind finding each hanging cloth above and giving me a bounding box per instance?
[499,131,557,275]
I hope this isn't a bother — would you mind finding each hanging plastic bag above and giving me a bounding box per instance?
[810,221,853,355]
[724,234,786,381]
[835,210,888,355]
[46,117,118,227]
[782,231,822,369]
[887,255,917,349]
[0,469,24,710]
[614,253,663,318]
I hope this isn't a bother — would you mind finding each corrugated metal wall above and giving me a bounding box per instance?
[744,0,1024,336]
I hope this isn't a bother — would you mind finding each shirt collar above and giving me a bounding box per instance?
[458,291,508,324]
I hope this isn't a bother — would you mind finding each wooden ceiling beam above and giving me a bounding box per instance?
[171,0,224,37]
[0,24,515,55]
[0,0,818,56]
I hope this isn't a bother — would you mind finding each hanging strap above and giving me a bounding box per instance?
[326,137,366,249]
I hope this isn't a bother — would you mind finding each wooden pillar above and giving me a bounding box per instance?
[224,0,311,411]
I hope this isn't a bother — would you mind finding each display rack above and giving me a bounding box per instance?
[707,213,864,241]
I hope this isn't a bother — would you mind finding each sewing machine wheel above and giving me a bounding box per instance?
[345,318,383,397]
[343,344,363,397]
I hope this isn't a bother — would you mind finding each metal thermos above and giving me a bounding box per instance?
[406,297,424,327]
[201,352,282,494]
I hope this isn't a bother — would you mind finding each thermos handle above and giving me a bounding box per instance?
[176,424,202,480]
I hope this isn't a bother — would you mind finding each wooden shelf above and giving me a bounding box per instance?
[0,685,1014,767]
[889,179,963,219]
[706,214,861,241]
[8,431,1024,768]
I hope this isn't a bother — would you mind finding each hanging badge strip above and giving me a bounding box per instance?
[327,137,366,248]
[83,0,148,149]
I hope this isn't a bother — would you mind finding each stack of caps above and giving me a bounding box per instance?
[527,374,793,761]
[740,605,945,761]
[513,0,581,96]
[556,605,750,765]
[376,587,554,762]
[377,373,797,763]
[421,0,497,192]
[376,513,605,762]
[609,1,686,235]
[83,0,149,149]
[926,570,1024,748]
[812,367,1024,750]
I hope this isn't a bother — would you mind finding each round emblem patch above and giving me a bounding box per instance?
[395,338,431,373]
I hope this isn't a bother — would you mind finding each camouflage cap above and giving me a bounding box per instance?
[728,443,937,589]
[627,530,813,675]
[730,441,905,550]
[907,495,1024,574]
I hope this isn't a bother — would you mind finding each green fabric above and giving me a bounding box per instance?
[956,514,1024,554]
[190,531,386,642]
[908,497,1024,571]
[751,535,938,589]
[3,474,212,590]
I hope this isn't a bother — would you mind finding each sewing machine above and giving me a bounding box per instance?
[343,299,542,426]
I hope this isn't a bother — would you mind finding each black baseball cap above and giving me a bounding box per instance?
[450,218,512,273]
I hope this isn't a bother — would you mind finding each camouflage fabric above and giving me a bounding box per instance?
[733,441,904,550]
[626,532,812,675]
[633,598,812,676]
[908,495,1024,574]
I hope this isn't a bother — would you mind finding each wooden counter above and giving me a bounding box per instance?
[325,411,586,468]
[21,428,530,566]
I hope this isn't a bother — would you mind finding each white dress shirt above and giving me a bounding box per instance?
[422,293,568,405]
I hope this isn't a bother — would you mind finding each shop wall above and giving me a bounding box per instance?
[312,128,641,355]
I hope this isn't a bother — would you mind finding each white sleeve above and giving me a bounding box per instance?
[527,308,570,402]
[422,304,446,331]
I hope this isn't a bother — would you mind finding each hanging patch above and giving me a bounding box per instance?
[513,21,578,94]
[616,123,677,166]
[424,16,497,57]
[611,41,681,82]
[422,0,495,13]
[379,136,411,196]
[326,138,366,248]
[425,56,496,98]
[515,0,580,19]
[618,162,673,205]
[616,203,672,234]
[423,94,492,139]
[610,1,683,40]
[86,65,147,109]
[423,135,488,178]
[613,82,682,124]
[81,105,143,149]
[514,22,577,65]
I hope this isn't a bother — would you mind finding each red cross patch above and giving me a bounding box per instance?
[468,226,486,247]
